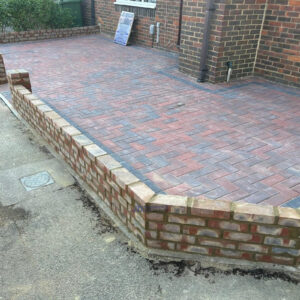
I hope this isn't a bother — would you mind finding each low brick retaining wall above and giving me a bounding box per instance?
[0,26,100,44]
[7,69,300,268]
[0,54,7,84]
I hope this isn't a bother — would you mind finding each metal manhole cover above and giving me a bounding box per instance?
[20,171,54,191]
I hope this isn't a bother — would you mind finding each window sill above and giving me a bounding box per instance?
[114,1,156,9]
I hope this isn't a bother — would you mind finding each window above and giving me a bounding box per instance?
[114,0,156,9]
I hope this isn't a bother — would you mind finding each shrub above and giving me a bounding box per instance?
[7,0,41,31]
[44,1,74,29]
[5,0,74,32]
[0,1,10,32]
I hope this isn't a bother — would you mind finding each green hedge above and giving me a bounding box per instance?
[0,0,74,32]
[0,1,10,32]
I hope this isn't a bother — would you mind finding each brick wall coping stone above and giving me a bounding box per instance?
[5,68,300,275]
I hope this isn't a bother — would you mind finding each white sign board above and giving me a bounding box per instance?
[114,11,135,46]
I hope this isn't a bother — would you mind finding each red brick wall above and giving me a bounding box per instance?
[179,0,266,83]
[95,0,181,51]
[179,0,299,85]
[88,0,299,85]
[179,0,224,80]
[213,0,266,82]
[7,68,300,268]
[0,26,100,44]
[255,0,300,87]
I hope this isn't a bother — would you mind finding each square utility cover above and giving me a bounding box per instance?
[20,171,54,191]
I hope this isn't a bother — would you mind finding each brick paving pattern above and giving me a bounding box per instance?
[1,35,299,205]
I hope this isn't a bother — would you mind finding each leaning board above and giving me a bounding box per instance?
[114,11,135,46]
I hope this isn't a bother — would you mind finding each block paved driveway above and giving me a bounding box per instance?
[1,35,300,206]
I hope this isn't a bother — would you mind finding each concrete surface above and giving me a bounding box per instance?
[0,99,299,300]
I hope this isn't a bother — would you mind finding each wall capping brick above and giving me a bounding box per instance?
[234,202,276,224]
[7,69,32,92]
[7,68,300,269]
[278,207,300,227]
[191,197,232,220]
[0,26,100,44]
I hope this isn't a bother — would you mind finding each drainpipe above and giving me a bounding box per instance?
[156,22,160,44]
[253,0,268,75]
[177,0,184,46]
[226,61,233,83]
[197,0,215,83]
[91,0,96,26]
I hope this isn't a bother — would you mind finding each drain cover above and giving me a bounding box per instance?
[20,171,54,191]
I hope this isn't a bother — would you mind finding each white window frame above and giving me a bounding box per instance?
[114,0,156,9]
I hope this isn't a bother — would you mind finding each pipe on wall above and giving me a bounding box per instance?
[156,22,160,44]
[91,0,96,26]
[197,0,215,83]
[177,0,184,45]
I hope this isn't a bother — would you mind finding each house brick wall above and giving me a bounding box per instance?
[87,0,299,85]
[255,0,300,87]
[179,0,266,83]
[95,0,181,51]
[179,0,299,85]
[212,0,266,82]
[179,0,222,80]
[7,68,300,268]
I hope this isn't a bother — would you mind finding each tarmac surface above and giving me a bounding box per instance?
[0,93,300,299]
